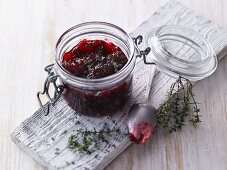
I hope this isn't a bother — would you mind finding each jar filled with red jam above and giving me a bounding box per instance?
[38,23,217,117]
[53,22,136,116]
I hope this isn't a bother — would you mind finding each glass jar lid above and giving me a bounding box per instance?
[144,25,217,81]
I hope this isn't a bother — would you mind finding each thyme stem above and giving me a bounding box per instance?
[68,122,122,154]
[157,76,201,132]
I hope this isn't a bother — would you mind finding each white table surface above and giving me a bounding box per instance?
[1,0,227,170]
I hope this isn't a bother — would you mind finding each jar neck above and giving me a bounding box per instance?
[54,22,136,90]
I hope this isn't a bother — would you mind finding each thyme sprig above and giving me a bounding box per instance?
[68,122,121,154]
[157,76,201,133]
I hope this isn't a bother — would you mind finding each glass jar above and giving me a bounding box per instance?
[54,22,136,116]
[37,22,217,116]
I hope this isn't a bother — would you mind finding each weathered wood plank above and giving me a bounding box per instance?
[9,0,227,170]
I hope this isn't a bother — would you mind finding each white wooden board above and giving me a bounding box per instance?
[10,0,227,170]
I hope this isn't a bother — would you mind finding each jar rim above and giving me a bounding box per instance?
[54,22,136,89]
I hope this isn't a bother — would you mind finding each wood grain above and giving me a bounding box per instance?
[1,0,227,170]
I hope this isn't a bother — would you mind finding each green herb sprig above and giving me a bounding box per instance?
[157,76,201,133]
[68,122,121,154]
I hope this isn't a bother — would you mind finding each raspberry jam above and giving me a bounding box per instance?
[129,122,153,144]
[62,40,128,78]
[61,39,131,116]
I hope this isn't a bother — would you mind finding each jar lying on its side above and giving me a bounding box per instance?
[53,22,136,116]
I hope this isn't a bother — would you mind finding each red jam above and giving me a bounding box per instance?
[61,39,131,116]
[129,122,153,144]
[62,39,128,79]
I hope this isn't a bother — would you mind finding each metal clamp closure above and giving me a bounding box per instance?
[37,64,64,116]
[133,35,154,65]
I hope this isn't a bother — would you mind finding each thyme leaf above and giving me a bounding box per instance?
[112,61,119,70]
